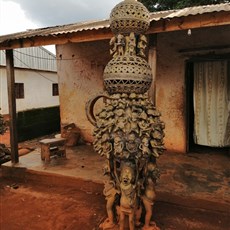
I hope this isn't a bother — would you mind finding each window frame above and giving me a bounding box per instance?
[52,83,59,96]
[15,83,24,99]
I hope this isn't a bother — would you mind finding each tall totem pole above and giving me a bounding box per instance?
[86,0,165,229]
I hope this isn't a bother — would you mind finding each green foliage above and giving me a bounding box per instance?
[0,113,7,135]
[139,0,229,11]
[17,106,60,142]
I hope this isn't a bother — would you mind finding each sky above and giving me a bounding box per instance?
[0,0,121,52]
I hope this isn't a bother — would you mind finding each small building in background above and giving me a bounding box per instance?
[0,47,60,141]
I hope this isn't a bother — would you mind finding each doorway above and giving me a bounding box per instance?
[186,58,230,153]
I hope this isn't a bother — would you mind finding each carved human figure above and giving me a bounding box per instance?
[138,34,147,57]
[110,36,117,57]
[102,141,113,158]
[100,180,119,229]
[139,120,151,136]
[142,162,159,230]
[130,120,139,134]
[93,138,102,153]
[114,135,124,157]
[139,136,151,156]
[126,132,139,154]
[119,164,137,230]
[103,117,115,133]
[117,34,125,56]
[127,32,136,56]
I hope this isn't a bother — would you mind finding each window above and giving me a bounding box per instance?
[15,83,24,99]
[52,83,59,96]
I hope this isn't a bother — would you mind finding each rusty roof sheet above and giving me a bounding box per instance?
[0,19,110,42]
[150,3,230,20]
[0,3,229,43]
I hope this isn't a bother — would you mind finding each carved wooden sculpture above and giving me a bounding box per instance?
[86,1,165,229]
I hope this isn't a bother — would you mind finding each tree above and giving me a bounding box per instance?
[0,113,6,135]
[0,112,11,164]
[139,0,230,11]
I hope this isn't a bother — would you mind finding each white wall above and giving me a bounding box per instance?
[0,67,59,115]
[0,47,57,71]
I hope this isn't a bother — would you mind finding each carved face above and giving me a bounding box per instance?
[102,133,110,142]
[121,166,134,185]
[114,136,121,144]
[142,137,149,146]
[128,133,136,142]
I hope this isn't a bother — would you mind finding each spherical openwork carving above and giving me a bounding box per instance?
[110,0,150,35]
[103,55,152,94]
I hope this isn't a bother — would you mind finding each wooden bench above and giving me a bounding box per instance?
[39,138,66,162]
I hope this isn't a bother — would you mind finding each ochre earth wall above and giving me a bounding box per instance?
[56,40,110,142]
[57,25,230,151]
[155,25,230,153]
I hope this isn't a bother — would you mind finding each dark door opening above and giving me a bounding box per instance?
[186,59,230,154]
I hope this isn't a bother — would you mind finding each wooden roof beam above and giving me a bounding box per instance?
[147,11,230,33]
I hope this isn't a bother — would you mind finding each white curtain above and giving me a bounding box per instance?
[193,61,230,147]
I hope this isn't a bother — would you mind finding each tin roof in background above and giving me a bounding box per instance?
[0,46,57,71]
[0,3,229,44]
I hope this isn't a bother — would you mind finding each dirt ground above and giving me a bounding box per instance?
[0,174,229,230]
[0,175,106,230]
[0,132,229,230]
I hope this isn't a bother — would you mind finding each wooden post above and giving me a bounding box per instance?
[6,49,19,163]
[148,34,157,105]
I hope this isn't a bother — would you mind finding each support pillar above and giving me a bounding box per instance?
[6,49,19,164]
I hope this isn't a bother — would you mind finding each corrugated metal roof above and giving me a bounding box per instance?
[150,3,230,20]
[0,47,57,71]
[0,3,229,43]
[0,19,110,42]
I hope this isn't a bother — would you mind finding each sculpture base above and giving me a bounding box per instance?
[99,218,160,230]
[142,221,161,230]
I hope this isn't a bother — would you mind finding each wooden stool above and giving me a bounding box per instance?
[39,138,66,162]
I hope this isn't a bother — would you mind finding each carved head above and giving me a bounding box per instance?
[120,163,135,185]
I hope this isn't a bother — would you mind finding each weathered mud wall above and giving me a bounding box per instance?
[56,40,110,142]
[57,25,230,151]
[155,25,230,153]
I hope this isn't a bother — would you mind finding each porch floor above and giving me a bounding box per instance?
[2,144,229,213]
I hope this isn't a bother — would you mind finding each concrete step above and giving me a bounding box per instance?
[2,145,230,215]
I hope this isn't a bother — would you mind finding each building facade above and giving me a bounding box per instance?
[0,3,229,152]
[0,46,59,115]
[0,47,60,141]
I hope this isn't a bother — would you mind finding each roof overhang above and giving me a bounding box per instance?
[148,11,230,33]
[0,4,229,50]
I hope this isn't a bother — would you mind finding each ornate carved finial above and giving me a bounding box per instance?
[103,0,152,95]
[110,0,150,35]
